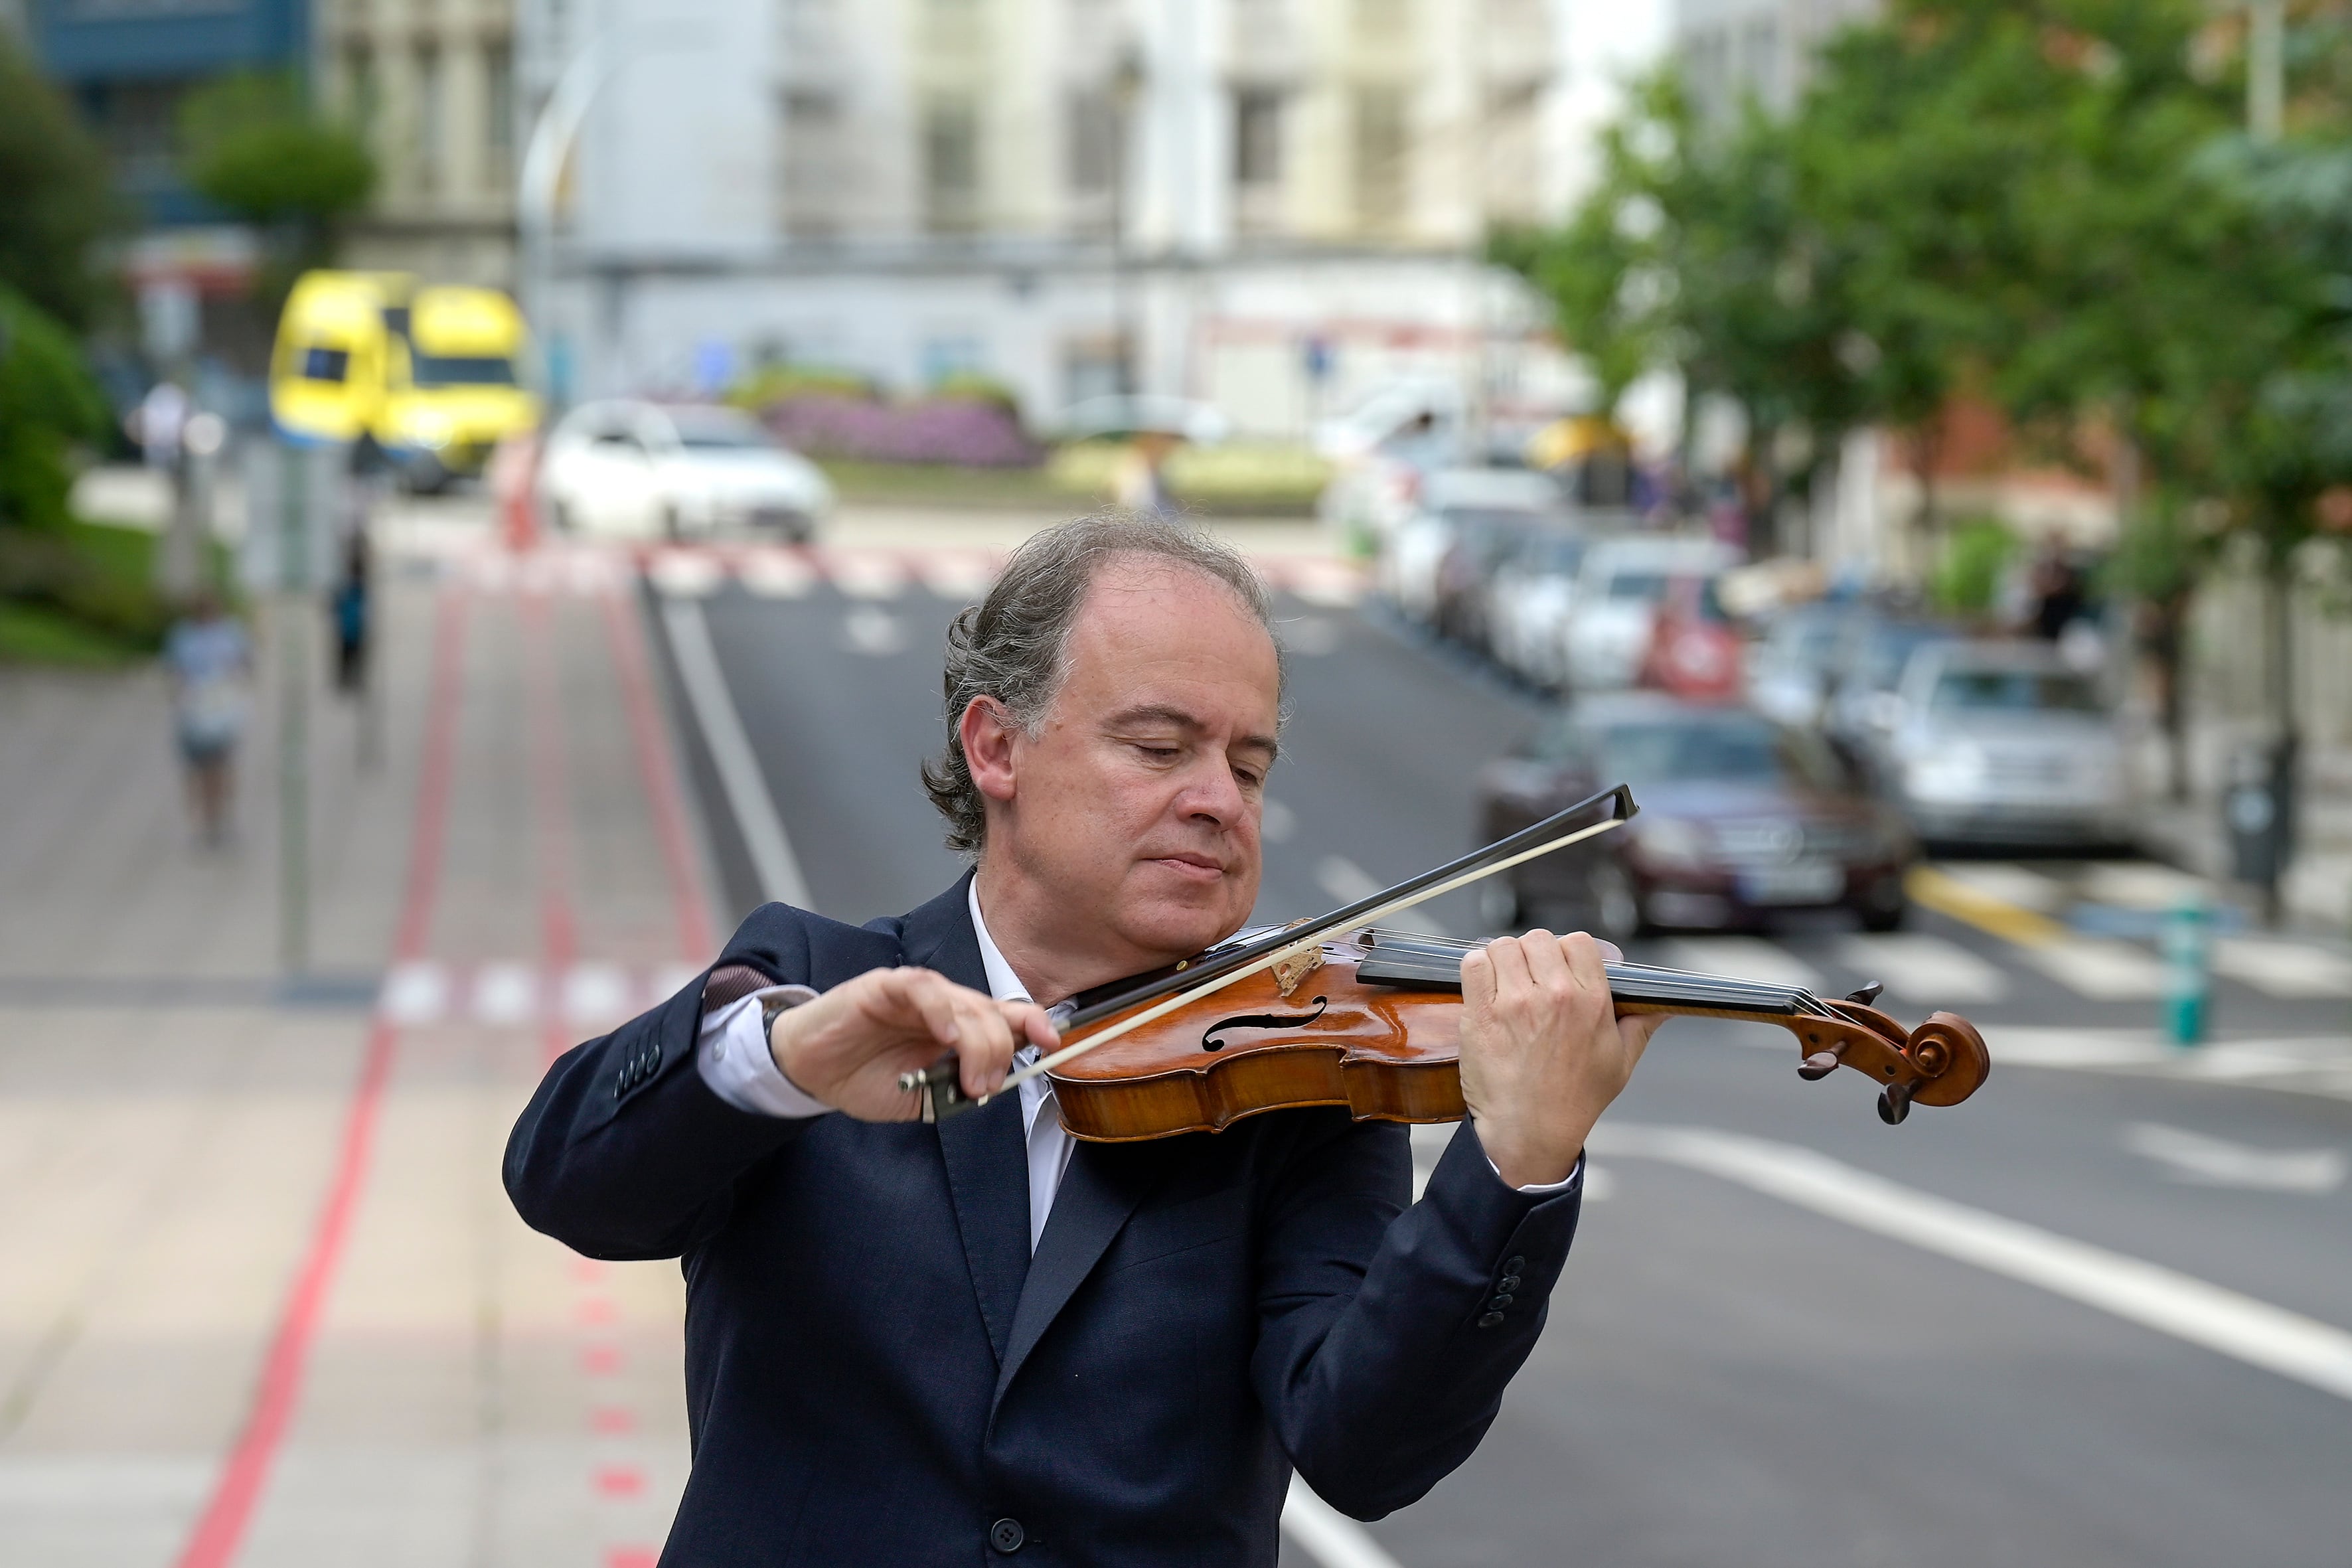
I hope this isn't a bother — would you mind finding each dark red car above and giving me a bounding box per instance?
[1477,693,1915,937]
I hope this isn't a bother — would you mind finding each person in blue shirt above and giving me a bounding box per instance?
[162,591,252,847]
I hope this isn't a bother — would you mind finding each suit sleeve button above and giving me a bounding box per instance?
[1489,1293,1516,1310]
[989,1518,1026,1553]
[1504,1255,1526,1273]
[1497,1275,1522,1293]
[1476,1310,1506,1329]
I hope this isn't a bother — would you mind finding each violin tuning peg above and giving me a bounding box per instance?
[1877,1081,1913,1126]
[1846,981,1885,1006]
[1797,1050,1843,1082]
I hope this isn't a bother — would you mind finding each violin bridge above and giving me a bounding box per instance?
[1272,943,1325,998]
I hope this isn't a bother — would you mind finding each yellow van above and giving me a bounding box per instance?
[270,270,541,488]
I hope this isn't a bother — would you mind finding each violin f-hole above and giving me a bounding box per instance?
[1201,996,1328,1052]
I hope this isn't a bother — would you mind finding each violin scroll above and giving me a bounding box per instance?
[1794,998,1990,1124]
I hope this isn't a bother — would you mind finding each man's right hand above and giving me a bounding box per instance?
[768,967,1059,1122]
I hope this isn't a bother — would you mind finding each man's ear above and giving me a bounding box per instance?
[960,696,1020,805]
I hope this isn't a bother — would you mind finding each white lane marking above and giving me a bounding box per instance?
[473,962,540,1026]
[1656,937,1822,993]
[841,605,907,657]
[1261,797,1298,844]
[648,550,726,598]
[661,598,814,909]
[739,548,816,598]
[1596,1123,2352,1403]
[2122,1123,2348,1192]
[561,963,633,1025]
[1836,933,2009,1004]
[2214,937,2352,999]
[1282,1476,1405,1568]
[2019,935,2171,999]
[378,961,449,1024]
[917,551,996,601]
[1316,855,1447,937]
[1932,861,2067,913]
[2082,861,2211,911]
[828,550,907,599]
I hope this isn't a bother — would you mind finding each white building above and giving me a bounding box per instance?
[520,0,1670,436]
[1674,0,1877,120]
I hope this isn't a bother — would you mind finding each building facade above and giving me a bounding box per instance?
[526,0,1668,435]
[319,0,521,286]
[1674,0,1876,121]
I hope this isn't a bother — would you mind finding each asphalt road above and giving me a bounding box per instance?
[662,570,2352,1568]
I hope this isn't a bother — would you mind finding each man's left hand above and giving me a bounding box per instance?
[1457,930,1664,1189]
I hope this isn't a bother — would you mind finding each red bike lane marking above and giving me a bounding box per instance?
[173,589,471,1568]
[599,580,718,959]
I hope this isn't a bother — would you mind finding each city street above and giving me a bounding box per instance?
[644,537,2352,1567]
[4,522,2348,1567]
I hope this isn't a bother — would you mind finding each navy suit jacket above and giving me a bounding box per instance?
[505,875,1585,1565]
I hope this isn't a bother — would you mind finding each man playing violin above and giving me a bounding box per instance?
[506,516,1664,1565]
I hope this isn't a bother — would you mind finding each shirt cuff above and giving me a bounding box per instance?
[696,986,830,1118]
[1489,1150,1583,1196]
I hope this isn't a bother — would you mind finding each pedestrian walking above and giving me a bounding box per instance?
[329,529,371,696]
[163,591,252,848]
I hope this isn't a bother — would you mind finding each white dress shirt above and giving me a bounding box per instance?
[696,886,1577,1253]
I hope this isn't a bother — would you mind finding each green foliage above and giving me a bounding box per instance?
[728,363,879,408]
[929,370,1023,412]
[1929,516,2019,615]
[0,33,118,331]
[0,518,185,660]
[179,71,375,224]
[0,286,112,536]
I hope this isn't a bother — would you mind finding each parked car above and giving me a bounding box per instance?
[1882,640,2135,848]
[1557,534,1742,691]
[539,401,833,541]
[1748,600,1862,730]
[1820,612,1963,785]
[1383,467,1569,633]
[1478,694,1915,935]
[1486,523,1594,686]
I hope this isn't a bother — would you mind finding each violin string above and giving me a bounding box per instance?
[1353,927,1833,1016]
[982,814,1631,1100]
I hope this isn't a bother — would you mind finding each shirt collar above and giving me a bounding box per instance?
[967,877,1032,1006]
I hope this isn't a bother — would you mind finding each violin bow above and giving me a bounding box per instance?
[903,784,1640,1122]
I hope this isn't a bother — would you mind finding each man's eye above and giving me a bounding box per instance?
[1138,745,1180,760]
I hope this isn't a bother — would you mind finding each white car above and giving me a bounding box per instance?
[1883,640,2135,848]
[540,400,832,542]
[1558,534,1742,691]
[1379,468,1568,627]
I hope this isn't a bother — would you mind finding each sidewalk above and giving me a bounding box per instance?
[2136,739,2352,939]
[0,536,720,1563]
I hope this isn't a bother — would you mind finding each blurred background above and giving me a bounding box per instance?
[3,1,2351,1565]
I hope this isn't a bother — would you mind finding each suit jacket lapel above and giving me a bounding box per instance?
[899,872,1030,1364]
[994,1140,1155,1403]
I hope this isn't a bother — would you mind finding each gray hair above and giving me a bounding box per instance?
[922,514,1285,855]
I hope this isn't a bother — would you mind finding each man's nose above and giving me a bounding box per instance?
[1178,758,1246,827]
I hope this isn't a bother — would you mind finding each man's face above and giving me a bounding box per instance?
[982,558,1280,976]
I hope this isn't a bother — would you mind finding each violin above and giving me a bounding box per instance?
[905,785,1990,1138]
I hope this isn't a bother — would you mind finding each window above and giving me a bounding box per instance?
[485,40,514,175]
[782,88,847,238]
[299,347,351,384]
[922,97,981,234]
[1233,90,1282,188]
[1351,86,1408,231]
[416,45,443,193]
[410,352,516,388]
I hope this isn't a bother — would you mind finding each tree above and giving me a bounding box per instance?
[179,71,375,307]
[0,33,119,331]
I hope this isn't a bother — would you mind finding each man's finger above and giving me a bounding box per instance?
[953,993,1017,1099]
[1004,1000,1061,1054]
[1486,931,1537,994]
[1561,931,1610,993]
[1522,928,1576,992]
[892,969,968,1051]
[1460,945,1498,1008]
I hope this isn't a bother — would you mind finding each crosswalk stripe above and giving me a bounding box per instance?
[917,552,997,601]
[1930,861,2069,913]
[561,963,633,1025]
[2213,937,2352,999]
[380,961,450,1025]
[1654,937,1822,992]
[739,549,817,598]
[2018,936,2172,1000]
[374,961,702,1027]
[648,551,726,598]
[473,962,541,1025]
[1835,933,2010,1004]
[828,551,907,599]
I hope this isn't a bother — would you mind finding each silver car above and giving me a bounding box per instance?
[1882,641,2134,848]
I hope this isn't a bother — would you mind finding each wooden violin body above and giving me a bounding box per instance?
[1047,935,1991,1142]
